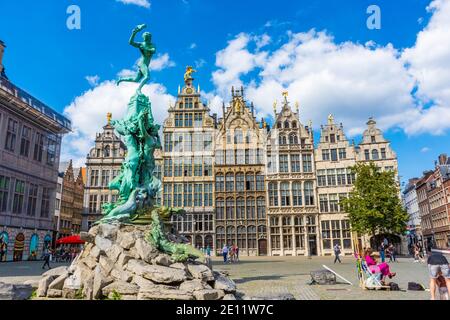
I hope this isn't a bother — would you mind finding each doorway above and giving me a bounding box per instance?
[258,239,267,256]
[308,234,317,256]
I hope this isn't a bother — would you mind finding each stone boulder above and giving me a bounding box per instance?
[187,263,214,282]
[126,259,187,284]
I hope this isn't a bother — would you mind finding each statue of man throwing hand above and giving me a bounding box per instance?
[117,24,156,94]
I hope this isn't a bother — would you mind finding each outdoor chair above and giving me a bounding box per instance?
[356,256,389,290]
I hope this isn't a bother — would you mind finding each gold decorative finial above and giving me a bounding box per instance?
[184,66,196,82]
[282,91,288,100]
[328,114,334,124]
[106,112,112,125]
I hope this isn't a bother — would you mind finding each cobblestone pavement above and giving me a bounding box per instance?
[0,256,432,300]
[0,261,70,284]
[211,256,432,300]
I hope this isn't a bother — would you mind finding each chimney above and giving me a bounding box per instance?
[212,113,217,127]
[438,153,447,165]
[0,40,6,76]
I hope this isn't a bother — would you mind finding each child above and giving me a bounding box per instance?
[436,271,449,300]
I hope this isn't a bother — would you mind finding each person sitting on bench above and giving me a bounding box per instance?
[364,248,396,282]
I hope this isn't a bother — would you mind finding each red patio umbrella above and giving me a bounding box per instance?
[56,235,85,245]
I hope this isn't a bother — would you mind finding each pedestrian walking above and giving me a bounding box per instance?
[379,243,386,263]
[333,243,342,263]
[42,250,51,269]
[235,245,239,262]
[427,251,450,300]
[205,245,211,267]
[222,244,228,264]
[387,243,396,262]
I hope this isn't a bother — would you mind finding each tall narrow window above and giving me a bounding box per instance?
[216,199,224,220]
[256,173,264,191]
[194,184,202,207]
[268,182,278,206]
[302,154,312,172]
[226,198,234,219]
[280,182,290,206]
[234,129,243,144]
[215,174,224,192]
[89,195,98,213]
[292,182,302,206]
[381,148,386,159]
[12,180,25,214]
[20,126,31,157]
[319,194,329,213]
[225,173,234,191]
[279,155,289,173]
[0,175,10,212]
[246,197,255,219]
[40,188,51,217]
[290,154,301,172]
[236,173,245,192]
[257,197,266,219]
[164,159,173,177]
[372,149,379,160]
[164,133,173,152]
[236,197,245,219]
[245,173,255,191]
[183,183,193,207]
[304,181,314,205]
[5,118,18,152]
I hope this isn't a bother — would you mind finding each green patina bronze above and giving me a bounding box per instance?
[97,24,203,262]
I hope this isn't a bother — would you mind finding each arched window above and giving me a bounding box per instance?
[195,235,203,249]
[292,121,297,128]
[284,120,290,128]
[246,197,255,219]
[247,226,257,249]
[226,226,235,246]
[280,182,290,206]
[257,197,266,219]
[236,197,245,219]
[237,226,246,249]
[304,181,314,205]
[234,129,243,144]
[372,149,379,160]
[236,173,245,191]
[215,174,224,192]
[103,145,110,157]
[245,132,252,144]
[289,134,298,145]
[279,135,287,145]
[204,235,213,250]
[216,198,224,220]
[277,122,282,129]
[245,173,255,191]
[216,227,225,252]
[225,173,234,191]
[258,225,266,234]
[226,198,235,219]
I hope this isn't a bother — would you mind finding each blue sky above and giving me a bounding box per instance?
[1,0,449,187]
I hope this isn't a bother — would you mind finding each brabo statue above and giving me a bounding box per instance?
[116,24,156,94]
[99,24,203,262]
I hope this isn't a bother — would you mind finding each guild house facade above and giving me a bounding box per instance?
[85,69,400,257]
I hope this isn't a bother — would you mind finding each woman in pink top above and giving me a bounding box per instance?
[364,248,396,281]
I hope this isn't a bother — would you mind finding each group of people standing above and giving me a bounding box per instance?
[221,244,239,264]
[378,241,397,263]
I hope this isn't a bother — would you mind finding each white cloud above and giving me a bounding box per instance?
[254,34,271,50]
[61,79,175,165]
[85,75,100,87]
[211,30,415,135]
[116,0,150,8]
[189,43,197,50]
[401,0,450,135]
[209,1,450,136]
[149,53,176,71]
[421,147,430,153]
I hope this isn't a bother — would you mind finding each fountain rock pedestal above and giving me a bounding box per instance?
[36,223,237,300]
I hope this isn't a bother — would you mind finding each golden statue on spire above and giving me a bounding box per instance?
[184,66,196,81]
[282,91,288,102]
[106,112,112,125]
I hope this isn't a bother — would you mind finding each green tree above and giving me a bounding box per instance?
[341,162,408,238]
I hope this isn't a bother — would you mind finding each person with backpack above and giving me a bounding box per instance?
[427,251,450,300]
[333,243,342,264]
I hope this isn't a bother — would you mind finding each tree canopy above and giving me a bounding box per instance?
[341,162,408,237]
